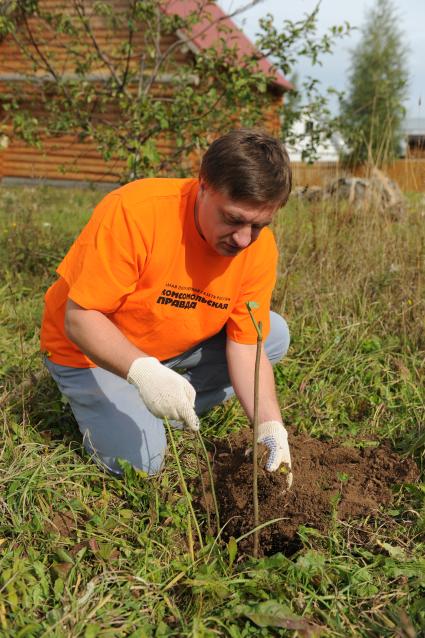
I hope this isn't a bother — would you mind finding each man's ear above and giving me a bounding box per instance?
[200,178,213,194]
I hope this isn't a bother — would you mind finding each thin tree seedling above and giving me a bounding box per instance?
[246,300,262,558]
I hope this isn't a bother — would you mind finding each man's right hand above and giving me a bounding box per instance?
[127,357,200,431]
[257,421,293,489]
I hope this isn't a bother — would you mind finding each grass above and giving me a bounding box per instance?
[0,184,424,637]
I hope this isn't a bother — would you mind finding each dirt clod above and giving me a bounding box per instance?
[199,429,419,557]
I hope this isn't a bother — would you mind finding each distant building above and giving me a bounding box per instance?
[401,117,425,158]
[285,116,347,163]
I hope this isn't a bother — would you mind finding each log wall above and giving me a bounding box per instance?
[0,0,189,76]
[0,0,285,184]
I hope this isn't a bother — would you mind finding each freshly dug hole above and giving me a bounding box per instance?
[198,429,419,557]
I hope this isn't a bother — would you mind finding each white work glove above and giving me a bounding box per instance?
[258,421,293,488]
[127,357,200,431]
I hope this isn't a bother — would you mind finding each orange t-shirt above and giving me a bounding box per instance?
[41,178,278,367]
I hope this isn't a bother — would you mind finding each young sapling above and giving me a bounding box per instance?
[246,300,262,558]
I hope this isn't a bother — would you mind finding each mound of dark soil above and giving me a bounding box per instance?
[198,429,419,557]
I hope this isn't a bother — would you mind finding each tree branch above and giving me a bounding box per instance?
[73,0,129,97]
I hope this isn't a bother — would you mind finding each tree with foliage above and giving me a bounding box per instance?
[0,0,349,180]
[339,0,409,167]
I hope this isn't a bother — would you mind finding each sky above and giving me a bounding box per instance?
[218,0,424,119]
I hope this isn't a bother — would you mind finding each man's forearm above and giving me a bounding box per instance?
[226,339,282,424]
[64,300,200,430]
[64,299,147,377]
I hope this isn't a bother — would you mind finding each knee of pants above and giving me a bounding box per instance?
[86,448,166,477]
[82,434,166,477]
[266,312,291,363]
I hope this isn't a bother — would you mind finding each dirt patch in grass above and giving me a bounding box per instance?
[199,429,419,557]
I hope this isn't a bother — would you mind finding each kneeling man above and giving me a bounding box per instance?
[41,129,293,487]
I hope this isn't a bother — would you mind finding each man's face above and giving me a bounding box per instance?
[195,180,279,257]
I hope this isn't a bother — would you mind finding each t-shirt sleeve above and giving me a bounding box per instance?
[226,229,278,344]
[57,193,147,313]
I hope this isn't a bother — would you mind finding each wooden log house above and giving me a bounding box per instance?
[0,0,291,186]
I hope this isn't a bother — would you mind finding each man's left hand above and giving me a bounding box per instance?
[257,421,293,489]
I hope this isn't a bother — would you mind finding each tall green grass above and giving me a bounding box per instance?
[0,185,424,637]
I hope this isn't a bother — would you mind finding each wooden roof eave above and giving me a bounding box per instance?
[0,71,200,85]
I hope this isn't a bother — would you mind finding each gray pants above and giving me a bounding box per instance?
[45,312,290,475]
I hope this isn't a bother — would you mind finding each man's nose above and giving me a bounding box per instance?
[232,225,252,248]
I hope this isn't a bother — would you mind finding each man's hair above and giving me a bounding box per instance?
[199,129,292,206]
